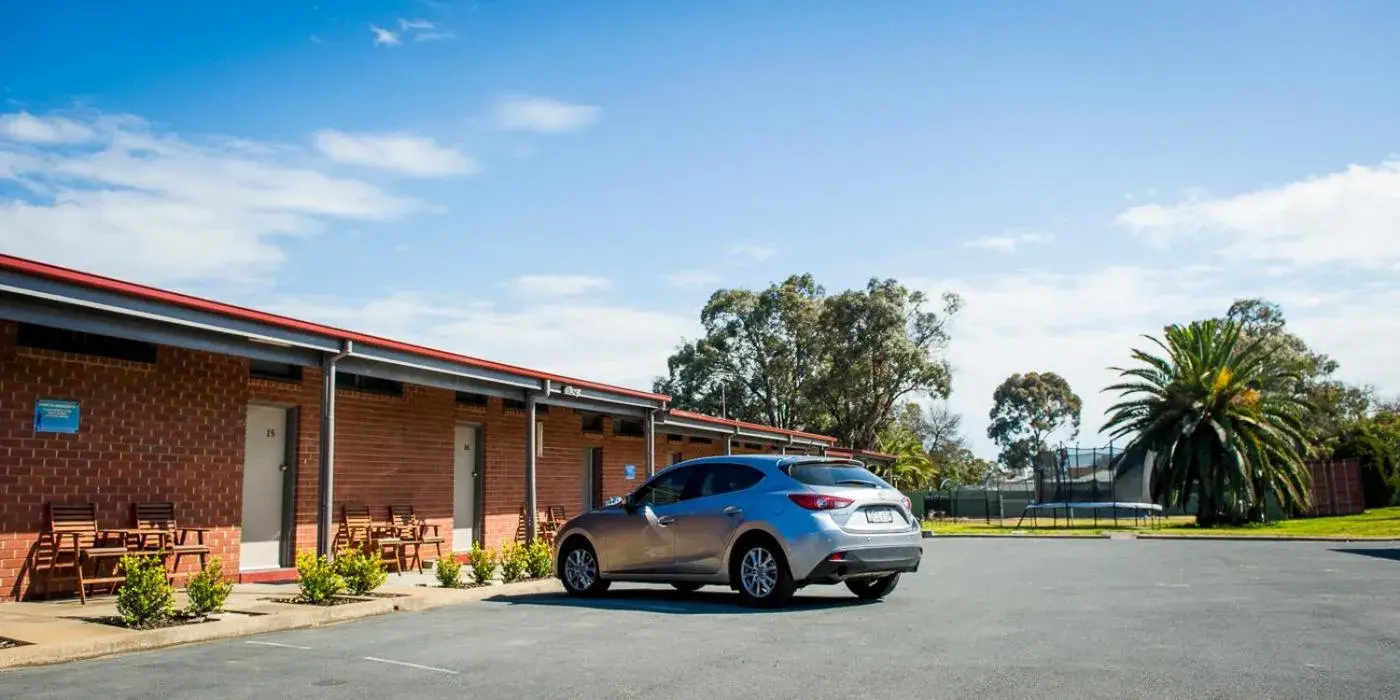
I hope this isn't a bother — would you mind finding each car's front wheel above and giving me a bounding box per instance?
[845,573,900,600]
[732,539,795,608]
[559,539,611,597]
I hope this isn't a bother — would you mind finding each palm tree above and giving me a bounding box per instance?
[876,428,934,491]
[1101,319,1314,526]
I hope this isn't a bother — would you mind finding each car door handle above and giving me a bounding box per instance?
[723,506,742,516]
[657,516,676,526]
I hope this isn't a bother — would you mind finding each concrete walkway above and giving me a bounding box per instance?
[0,575,562,670]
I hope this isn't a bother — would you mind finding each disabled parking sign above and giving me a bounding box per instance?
[624,464,636,480]
[35,398,80,434]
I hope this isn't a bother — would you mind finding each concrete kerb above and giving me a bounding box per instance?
[0,577,562,671]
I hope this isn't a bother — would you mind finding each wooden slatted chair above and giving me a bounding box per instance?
[340,504,404,575]
[514,503,557,545]
[132,501,211,581]
[37,502,129,603]
[387,505,444,573]
[538,505,567,545]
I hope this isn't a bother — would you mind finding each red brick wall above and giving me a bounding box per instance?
[1306,459,1365,517]
[0,319,820,600]
[476,407,652,551]
[0,322,248,600]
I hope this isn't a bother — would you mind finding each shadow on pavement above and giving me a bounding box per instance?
[485,588,874,615]
[1332,548,1400,563]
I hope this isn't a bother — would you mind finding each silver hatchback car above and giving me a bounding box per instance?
[552,455,923,607]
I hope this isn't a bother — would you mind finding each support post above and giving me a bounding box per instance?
[524,392,538,543]
[317,340,352,558]
[644,409,656,477]
[724,433,733,455]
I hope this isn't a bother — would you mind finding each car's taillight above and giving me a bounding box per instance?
[788,493,854,510]
[901,495,912,512]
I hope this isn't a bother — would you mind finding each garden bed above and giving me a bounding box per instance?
[418,582,492,590]
[79,614,215,631]
[264,596,375,607]
[74,609,269,631]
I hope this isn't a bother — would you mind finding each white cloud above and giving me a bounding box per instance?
[493,96,600,134]
[0,110,419,286]
[370,25,401,46]
[313,130,477,177]
[0,112,95,143]
[662,270,722,288]
[727,243,776,262]
[510,274,612,297]
[964,231,1053,252]
[1115,159,1400,269]
[392,18,453,41]
[271,292,696,391]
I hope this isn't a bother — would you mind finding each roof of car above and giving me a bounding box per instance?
[660,454,865,472]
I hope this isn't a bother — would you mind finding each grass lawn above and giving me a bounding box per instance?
[923,507,1400,539]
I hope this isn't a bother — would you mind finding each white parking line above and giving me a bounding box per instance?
[245,641,312,650]
[364,656,459,675]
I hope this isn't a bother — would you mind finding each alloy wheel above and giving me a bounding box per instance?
[740,546,778,598]
[564,548,597,591]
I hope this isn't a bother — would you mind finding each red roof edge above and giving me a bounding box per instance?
[666,409,838,444]
[824,447,896,461]
[0,254,670,403]
[855,449,897,461]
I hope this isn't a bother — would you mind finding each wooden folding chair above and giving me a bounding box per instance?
[35,502,129,603]
[539,506,567,544]
[388,505,445,572]
[340,504,404,575]
[132,501,211,581]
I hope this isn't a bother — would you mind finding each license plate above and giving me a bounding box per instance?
[867,509,894,523]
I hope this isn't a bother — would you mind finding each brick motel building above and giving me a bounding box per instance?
[0,254,893,601]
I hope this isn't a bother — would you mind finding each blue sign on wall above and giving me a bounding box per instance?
[34,399,80,434]
[624,464,637,480]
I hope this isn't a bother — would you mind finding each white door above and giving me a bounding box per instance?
[241,405,288,570]
[453,424,477,551]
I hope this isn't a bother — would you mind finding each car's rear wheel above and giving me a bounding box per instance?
[733,539,795,608]
[670,582,703,594]
[559,539,610,597]
[845,573,900,600]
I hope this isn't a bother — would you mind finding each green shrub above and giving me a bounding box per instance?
[116,553,175,628]
[295,551,344,604]
[499,543,527,583]
[469,544,497,585]
[333,547,388,596]
[525,539,553,579]
[435,555,463,589]
[184,556,234,618]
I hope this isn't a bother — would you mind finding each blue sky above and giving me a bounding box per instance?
[3,0,1399,456]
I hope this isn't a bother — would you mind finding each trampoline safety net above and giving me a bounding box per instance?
[1019,444,1163,525]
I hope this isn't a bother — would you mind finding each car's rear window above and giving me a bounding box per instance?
[784,462,893,488]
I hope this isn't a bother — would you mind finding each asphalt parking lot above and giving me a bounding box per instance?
[3,539,1398,699]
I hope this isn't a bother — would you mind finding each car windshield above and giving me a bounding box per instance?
[784,462,893,489]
